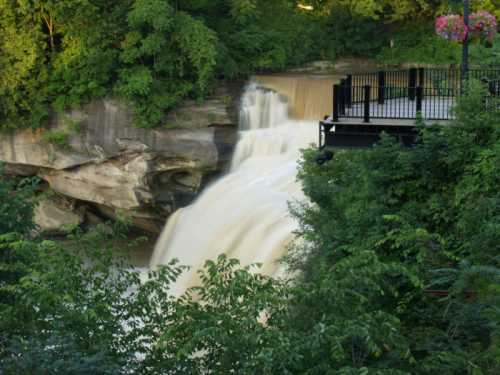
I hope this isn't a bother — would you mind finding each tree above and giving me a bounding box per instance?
[0,231,292,373]
[305,0,454,20]
[0,0,314,129]
[0,0,126,128]
[157,255,292,374]
[286,81,500,373]
[0,1,49,129]
[117,0,218,127]
[0,168,38,235]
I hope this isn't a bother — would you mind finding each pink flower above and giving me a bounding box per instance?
[469,11,497,42]
[435,15,468,42]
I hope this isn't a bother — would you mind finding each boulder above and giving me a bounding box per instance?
[34,199,84,234]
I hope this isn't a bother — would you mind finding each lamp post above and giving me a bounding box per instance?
[462,0,470,80]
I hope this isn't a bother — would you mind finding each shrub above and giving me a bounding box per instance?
[0,167,38,235]
[378,23,461,65]
[287,81,500,373]
[42,130,70,149]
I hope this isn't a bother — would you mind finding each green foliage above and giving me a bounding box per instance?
[470,34,500,68]
[0,0,321,129]
[175,12,217,95]
[321,5,388,59]
[287,81,500,372]
[65,117,83,134]
[117,1,218,127]
[0,1,49,130]
[42,130,70,148]
[0,85,499,373]
[183,0,320,75]
[306,0,454,21]
[1,1,499,371]
[0,229,290,373]
[0,0,125,130]
[0,228,169,373]
[1,333,123,374]
[157,255,292,374]
[0,174,291,373]
[3,0,491,129]
[377,23,461,65]
[0,168,38,235]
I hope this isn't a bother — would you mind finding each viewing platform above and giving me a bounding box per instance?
[320,67,500,148]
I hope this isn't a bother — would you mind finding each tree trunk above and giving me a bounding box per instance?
[41,13,55,52]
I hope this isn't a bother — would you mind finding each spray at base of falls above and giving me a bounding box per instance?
[150,84,318,296]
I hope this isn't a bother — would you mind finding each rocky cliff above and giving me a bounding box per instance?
[0,87,241,233]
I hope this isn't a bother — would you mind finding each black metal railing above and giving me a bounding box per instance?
[349,69,413,88]
[336,86,458,122]
[333,67,500,123]
[487,79,500,96]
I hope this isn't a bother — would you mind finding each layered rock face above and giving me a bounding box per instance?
[0,90,240,233]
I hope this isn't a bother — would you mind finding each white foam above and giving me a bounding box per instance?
[150,84,317,296]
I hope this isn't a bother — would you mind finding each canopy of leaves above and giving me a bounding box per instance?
[0,0,320,129]
[1,0,498,129]
[0,168,38,235]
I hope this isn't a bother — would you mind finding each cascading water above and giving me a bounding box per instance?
[150,83,318,296]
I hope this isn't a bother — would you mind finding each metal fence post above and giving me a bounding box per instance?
[346,74,352,107]
[364,85,371,123]
[318,121,322,149]
[488,80,497,96]
[409,68,417,100]
[333,84,340,122]
[418,67,425,88]
[416,86,423,113]
[340,79,346,115]
[378,70,385,105]
[462,0,470,81]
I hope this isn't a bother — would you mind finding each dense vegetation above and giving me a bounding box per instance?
[1,0,499,372]
[0,0,318,129]
[286,82,500,373]
[1,0,498,129]
[1,82,498,373]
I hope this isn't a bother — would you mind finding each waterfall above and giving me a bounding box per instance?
[150,83,318,296]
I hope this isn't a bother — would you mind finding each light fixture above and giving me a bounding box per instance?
[298,4,314,11]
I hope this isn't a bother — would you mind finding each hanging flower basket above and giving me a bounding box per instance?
[469,11,497,47]
[435,15,468,43]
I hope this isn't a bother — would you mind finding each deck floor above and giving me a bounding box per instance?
[344,97,455,121]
